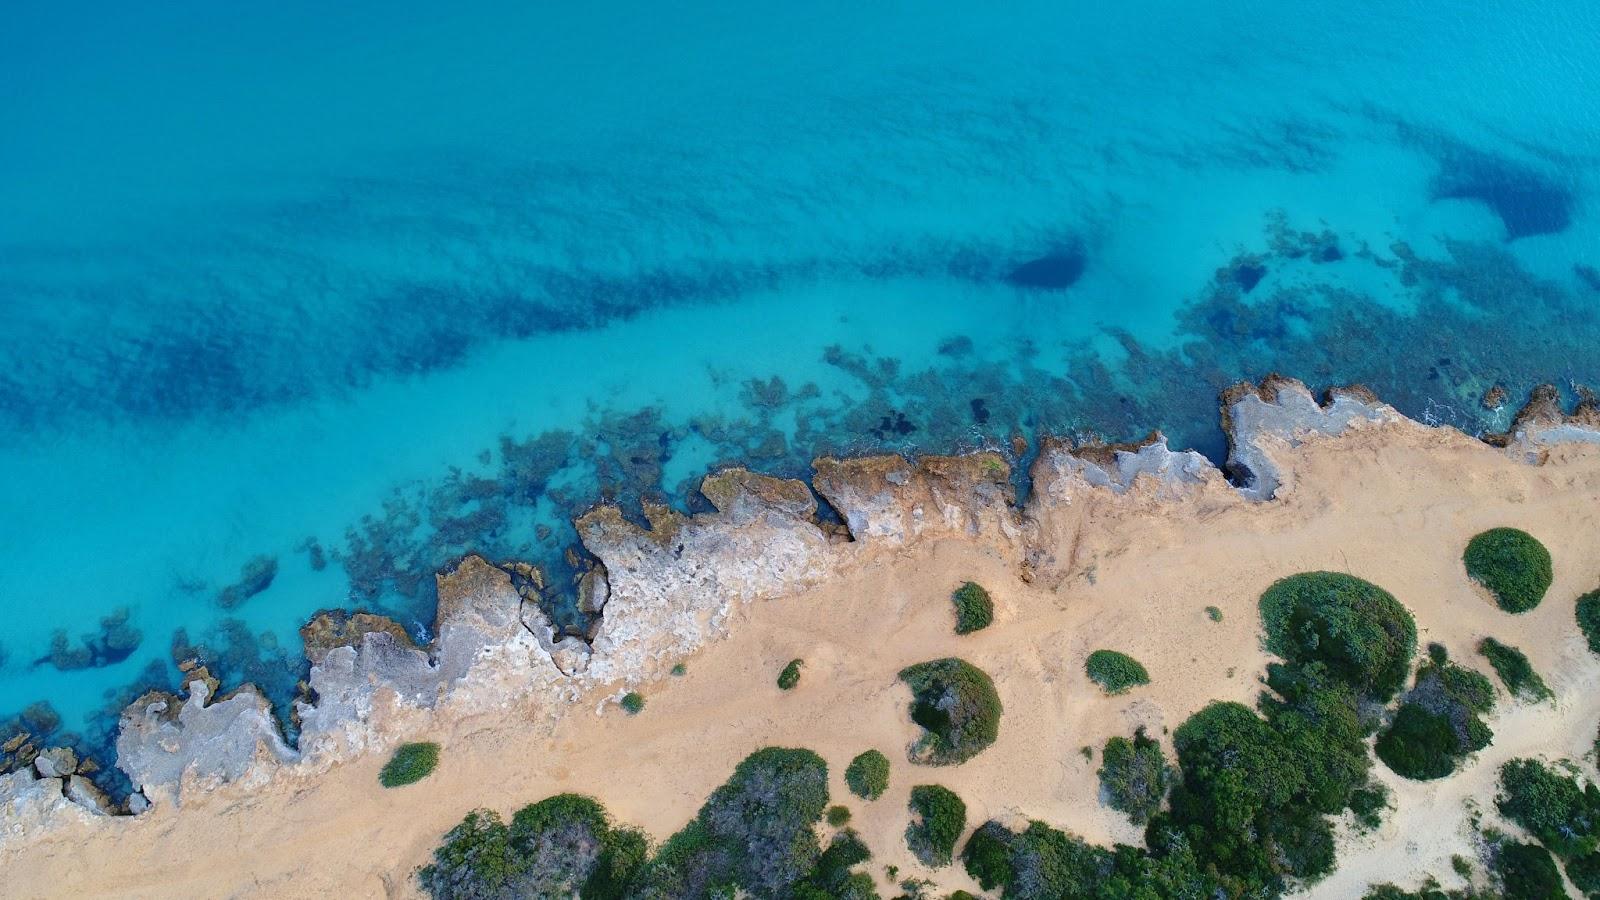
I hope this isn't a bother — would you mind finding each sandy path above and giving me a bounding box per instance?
[4,423,1599,899]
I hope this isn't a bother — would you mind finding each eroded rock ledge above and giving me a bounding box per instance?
[5,376,1596,843]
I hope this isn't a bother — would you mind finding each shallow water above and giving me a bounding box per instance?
[3,1,1599,780]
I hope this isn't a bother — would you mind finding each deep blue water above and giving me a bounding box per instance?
[3,1,1599,785]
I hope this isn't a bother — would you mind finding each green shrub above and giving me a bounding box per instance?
[633,747,829,898]
[1493,840,1567,900]
[778,659,804,691]
[1349,783,1389,832]
[1464,528,1553,613]
[1577,589,1600,655]
[899,658,1003,765]
[1085,650,1150,695]
[846,750,890,801]
[952,582,995,635]
[1498,758,1600,859]
[1566,851,1600,896]
[827,805,852,826]
[419,795,647,900]
[1377,660,1495,781]
[671,663,687,676]
[1097,729,1172,825]
[619,692,645,715]
[906,785,966,867]
[798,830,878,900]
[418,809,520,899]
[1205,606,1223,622]
[1479,637,1553,702]
[1259,571,1417,701]
[380,741,440,788]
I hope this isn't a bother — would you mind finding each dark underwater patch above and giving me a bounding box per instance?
[1430,146,1573,241]
[1005,247,1087,289]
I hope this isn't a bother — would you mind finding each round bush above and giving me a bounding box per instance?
[905,784,966,867]
[620,692,645,715]
[1374,706,1460,781]
[898,658,1003,766]
[778,659,804,691]
[1085,650,1150,695]
[952,582,994,635]
[1576,588,1600,654]
[380,741,440,788]
[1464,528,1553,613]
[1259,571,1417,701]
[845,749,890,800]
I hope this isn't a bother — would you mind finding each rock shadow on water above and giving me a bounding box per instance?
[1004,245,1088,290]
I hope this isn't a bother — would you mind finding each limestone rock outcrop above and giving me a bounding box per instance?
[1490,384,1600,460]
[1222,375,1395,500]
[577,468,837,684]
[811,452,1019,546]
[0,768,100,849]
[1029,432,1217,507]
[116,681,296,806]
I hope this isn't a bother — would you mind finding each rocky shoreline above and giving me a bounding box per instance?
[4,375,1598,847]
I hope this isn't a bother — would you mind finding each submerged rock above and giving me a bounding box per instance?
[216,555,279,610]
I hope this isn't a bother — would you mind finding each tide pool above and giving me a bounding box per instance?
[2,0,1598,786]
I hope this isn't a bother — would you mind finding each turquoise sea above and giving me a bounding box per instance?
[3,1,1598,788]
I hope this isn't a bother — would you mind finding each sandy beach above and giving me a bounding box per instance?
[4,412,1600,899]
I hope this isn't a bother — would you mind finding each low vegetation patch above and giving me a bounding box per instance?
[1376,652,1494,781]
[845,750,890,801]
[778,659,804,691]
[1085,650,1150,695]
[1205,605,1223,622]
[1464,527,1553,613]
[1259,571,1417,701]
[1097,728,1172,824]
[826,805,852,826]
[379,741,440,788]
[951,582,994,635]
[1577,588,1600,655]
[898,658,1003,766]
[1478,637,1553,702]
[905,785,966,867]
[620,692,645,715]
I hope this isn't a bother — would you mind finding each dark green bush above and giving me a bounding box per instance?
[1464,528,1553,614]
[1498,758,1600,859]
[419,794,647,900]
[1205,605,1223,622]
[778,659,804,691]
[797,829,878,900]
[1565,850,1600,896]
[827,805,852,826]
[906,785,966,867]
[1378,659,1495,781]
[1097,728,1172,825]
[1259,571,1417,701]
[620,692,645,715]
[899,658,1003,765]
[380,741,440,788]
[846,750,890,801]
[1479,637,1553,702]
[633,747,829,898]
[952,582,995,635]
[1085,650,1150,695]
[1577,589,1600,655]
[1493,840,1567,900]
